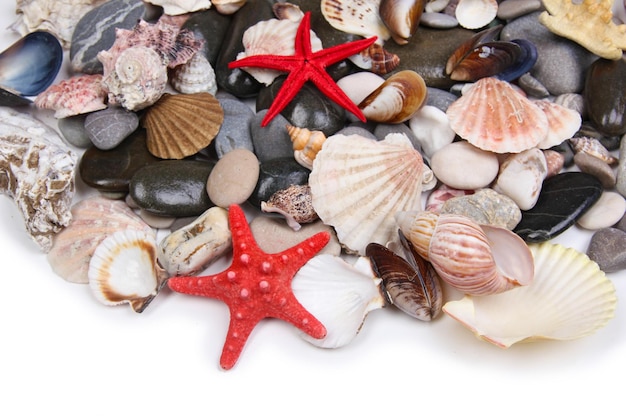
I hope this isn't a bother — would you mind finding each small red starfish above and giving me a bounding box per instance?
[168,204,330,370]
[228,12,377,126]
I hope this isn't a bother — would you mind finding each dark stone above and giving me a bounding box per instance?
[250,111,294,163]
[248,158,310,208]
[0,88,31,106]
[84,107,139,150]
[513,172,603,242]
[426,87,458,112]
[58,114,91,148]
[550,140,575,167]
[129,160,215,217]
[586,228,626,273]
[584,57,626,136]
[214,98,255,158]
[181,8,232,67]
[79,129,160,193]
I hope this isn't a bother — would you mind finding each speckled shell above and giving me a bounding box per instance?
[446,77,549,153]
[533,100,582,149]
[34,74,107,118]
[261,184,319,230]
[309,133,424,255]
[47,196,153,284]
[143,0,211,15]
[443,242,617,347]
[395,210,535,296]
[141,92,224,159]
[286,124,327,170]
[321,0,391,41]
[170,53,218,95]
[569,136,618,165]
[455,0,498,30]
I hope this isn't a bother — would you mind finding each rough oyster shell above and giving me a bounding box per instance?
[141,92,224,159]
[443,242,617,347]
[309,133,424,255]
[35,74,107,118]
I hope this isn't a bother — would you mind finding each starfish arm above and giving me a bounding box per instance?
[220,309,264,370]
[228,54,302,72]
[268,292,327,340]
[294,12,314,59]
[276,231,331,277]
[168,274,230,301]
[260,67,308,126]
[307,66,368,122]
[311,36,378,67]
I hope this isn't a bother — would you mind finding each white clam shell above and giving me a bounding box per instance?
[321,0,391,41]
[309,133,424,255]
[89,229,167,313]
[292,255,385,348]
[443,242,618,347]
[455,0,498,30]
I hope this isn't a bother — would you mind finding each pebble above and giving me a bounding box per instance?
[573,152,617,189]
[430,141,500,190]
[418,12,458,29]
[138,210,176,229]
[336,124,377,140]
[250,111,295,163]
[425,87,458,112]
[57,114,91,148]
[440,188,522,230]
[493,148,548,211]
[554,93,586,118]
[213,98,255,158]
[181,8,232,67]
[616,212,626,232]
[513,172,603,242]
[586,228,626,273]
[584,56,626,136]
[497,0,542,20]
[517,73,550,98]
[206,149,260,208]
[408,105,455,158]
[577,191,626,230]
[617,135,626,198]
[248,157,311,208]
[373,123,420,150]
[84,107,139,150]
[130,160,215,217]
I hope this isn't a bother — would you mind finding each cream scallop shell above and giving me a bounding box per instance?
[533,100,582,149]
[455,0,498,30]
[309,133,424,255]
[446,77,549,153]
[443,242,617,348]
[321,0,391,42]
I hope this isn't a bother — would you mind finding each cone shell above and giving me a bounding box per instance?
[141,92,224,159]
[443,242,617,348]
[286,124,327,170]
[309,133,424,255]
[170,53,218,95]
[321,0,391,41]
[533,100,582,149]
[446,77,549,153]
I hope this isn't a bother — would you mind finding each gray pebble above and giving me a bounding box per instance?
[57,114,92,148]
[419,12,458,29]
[85,107,139,150]
[334,125,378,139]
[616,134,626,198]
[586,228,626,273]
[374,123,422,152]
[517,73,550,98]
[497,0,542,20]
[250,111,297,163]
[574,152,617,189]
[214,98,255,158]
[426,87,458,112]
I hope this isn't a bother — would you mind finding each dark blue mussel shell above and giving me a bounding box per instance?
[495,39,537,82]
[0,31,63,104]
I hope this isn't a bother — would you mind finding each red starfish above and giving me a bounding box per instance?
[168,204,330,370]
[228,12,377,126]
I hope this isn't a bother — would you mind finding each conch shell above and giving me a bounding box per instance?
[286,124,326,170]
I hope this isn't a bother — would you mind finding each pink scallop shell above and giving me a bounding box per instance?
[34,74,108,118]
[532,100,582,149]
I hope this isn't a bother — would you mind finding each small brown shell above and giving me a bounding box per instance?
[379,0,424,45]
[569,136,618,165]
[355,43,400,75]
[141,92,224,159]
[261,184,319,230]
[286,124,327,169]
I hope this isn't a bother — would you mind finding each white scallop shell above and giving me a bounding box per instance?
[143,0,211,15]
[443,242,617,347]
[236,18,323,86]
[532,99,582,149]
[89,229,168,313]
[48,196,154,284]
[309,133,424,255]
[170,53,218,95]
[292,255,385,348]
[455,0,498,30]
[321,0,391,42]
[212,0,247,14]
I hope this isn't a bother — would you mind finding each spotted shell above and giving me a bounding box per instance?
[321,0,391,41]
[141,92,224,159]
[395,210,535,296]
[34,74,107,118]
[569,136,619,165]
[286,124,327,170]
[261,184,319,231]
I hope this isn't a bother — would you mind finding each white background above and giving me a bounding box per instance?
[0,3,625,416]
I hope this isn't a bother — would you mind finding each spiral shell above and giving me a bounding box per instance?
[349,43,400,75]
[286,124,327,170]
[170,53,217,95]
[569,136,618,165]
[395,211,535,296]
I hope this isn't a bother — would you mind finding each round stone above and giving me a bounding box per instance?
[574,152,617,189]
[85,107,139,150]
[585,57,626,136]
[493,148,548,211]
[57,114,92,148]
[214,98,255,158]
[207,149,260,208]
[430,141,499,190]
[577,191,626,230]
[587,228,626,273]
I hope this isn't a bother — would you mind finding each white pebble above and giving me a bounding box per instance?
[408,105,456,158]
[577,191,626,230]
[430,141,499,189]
[336,72,385,106]
[492,148,547,210]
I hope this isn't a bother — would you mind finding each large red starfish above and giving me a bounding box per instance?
[168,204,330,370]
[228,12,377,126]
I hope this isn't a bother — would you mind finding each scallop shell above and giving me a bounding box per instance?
[358,70,428,123]
[89,229,168,313]
[272,2,304,22]
[47,196,153,284]
[34,74,107,118]
[309,133,424,255]
[292,255,385,349]
[395,210,535,296]
[321,0,391,41]
[533,100,582,149]
[443,242,617,348]
[143,0,212,15]
[569,136,619,165]
[455,0,498,30]
[379,0,424,45]
[235,18,322,86]
[170,53,218,95]
[141,92,224,159]
[286,124,327,170]
[446,77,549,153]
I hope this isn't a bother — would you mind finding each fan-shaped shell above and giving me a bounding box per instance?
[455,0,498,30]
[321,0,391,41]
[34,74,107,118]
[309,133,424,255]
[446,77,549,153]
[141,92,224,159]
[47,196,153,284]
[533,100,582,149]
[443,242,617,347]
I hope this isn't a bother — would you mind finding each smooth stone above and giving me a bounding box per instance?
[586,228,626,273]
[497,0,542,20]
[577,191,626,230]
[584,57,626,136]
[206,148,260,208]
[57,114,91,148]
[554,93,585,118]
[440,188,522,230]
[616,212,626,232]
[408,105,455,158]
[84,107,139,150]
[336,72,384,107]
[493,148,548,211]
[130,160,215,217]
[250,216,341,256]
[214,98,255,158]
[79,129,160,193]
[248,157,311,208]
[250,111,295,163]
[181,8,232,67]
[374,123,421,151]
[138,209,176,229]
[573,152,616,189]
[616,134,626,198]
[426,87,458,112]
[419,12,458,29]
[256,76,346,136]
[430,141,499,190]
[501,12,597,95]
[517,72,550,98]
[513,172,603,242]
[70,0,148,74]
[337,125,378,140]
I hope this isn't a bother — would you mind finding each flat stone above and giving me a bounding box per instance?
[585,57,626,136]
[574,152,616,189]
[58,114,91,148]
[497,0,542,20]
[513,172,603,242]
[586,228,626,273]
[206,149,260,208]
[426,87,458,112]
[250,112,295,163]
[248,157,311,209]
[577,191,626,230]
[430,141,499,190]
[214,98,255,158]
[419,12,458,29]
[84,107,139,150]
[440,188,522,230]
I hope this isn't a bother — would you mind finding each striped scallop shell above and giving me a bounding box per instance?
[533,99,582,149]
[47,196,153,284]
[443,242,617,348]
[446,77,549,153]
[309,133,424,255]
[455,0,498,30]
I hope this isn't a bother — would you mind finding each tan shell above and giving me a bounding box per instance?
[395,210,535,296]
[569,136,619,165]
[321,0,391,41]
[379,0,424,45]
[141,92,224,159]
[446,77,549,153]
[309,133,424,255]
[349,43,400,75]
[286,124,327,170]
[533,100,582,149]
